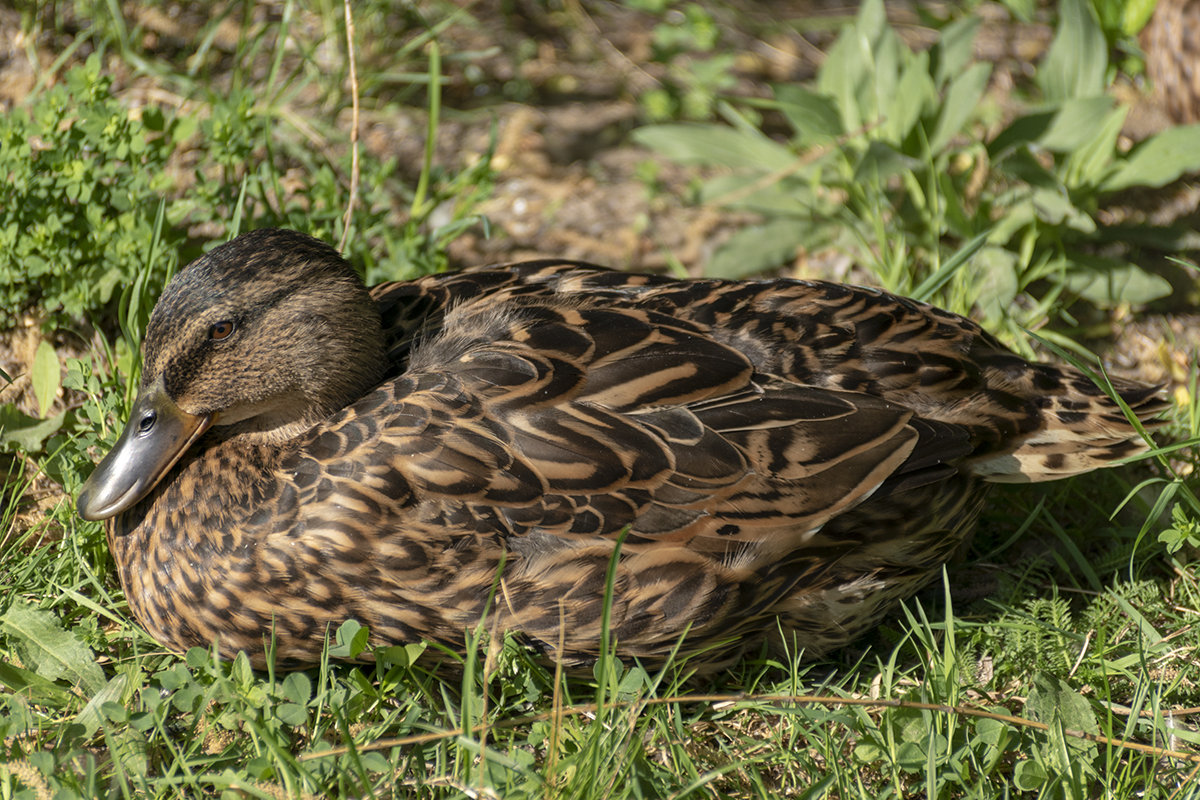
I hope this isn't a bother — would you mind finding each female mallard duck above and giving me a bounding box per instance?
[78,228,1164,670]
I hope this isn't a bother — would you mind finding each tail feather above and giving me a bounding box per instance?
[970,376,1167,483]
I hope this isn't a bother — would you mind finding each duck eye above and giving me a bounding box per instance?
[208,320,236,341]
[137,411,156,435]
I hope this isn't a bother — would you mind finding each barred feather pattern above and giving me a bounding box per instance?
[100,231,1165,670]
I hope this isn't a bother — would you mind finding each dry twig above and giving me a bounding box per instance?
[338,0,360,254]
[297,691,1200,769]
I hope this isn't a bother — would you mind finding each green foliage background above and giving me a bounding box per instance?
[1,1,1199,797]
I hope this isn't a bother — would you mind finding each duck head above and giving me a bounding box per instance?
[77,229,386,521]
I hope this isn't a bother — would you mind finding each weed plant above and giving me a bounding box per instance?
[2,2,1199,798]
[636,0,1200,349]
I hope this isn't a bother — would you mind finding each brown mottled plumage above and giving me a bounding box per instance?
[77,229,1165,670]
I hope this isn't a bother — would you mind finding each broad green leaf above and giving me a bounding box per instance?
[705,220,811,279]
[31,340,60,419]
[853,740,885,762]
[1013,759,1048,790]
[330,619,370,659]
[1060,257,1172,306]
[0,660,74,707]
[987,195,1037,243]
[930,62,992,153]
[972,246,1020,322]
[104,722,150,779]
[632,124,796,171]
[1090,0,1127,34]
[0,405,65,453]
[818,0,892,133]
[276,702,308,726]
[853,141,922,184]
[1031,187,1095,232]
[989,110,1057,157]
[772,85,844,141]
[884,50,935,143]
[975,714,1013,748]
[75,673,129,738]
[816,28,866,133]
[377,641,428,669]
[992,145,1059,188]
[1061,104,1127,188]
[1038,0,1107,101]
[699,174,815,215]
[0,695,34,741]
[282,671,312,705]
[1102,124,1200,191]
[1000,0,1035,21]
[1026,672,1099,765]
[868,28,904,136]
[895,740,926,770]
[361,752,393,774]
[0,601,105,694]
[1038,97,1115,152]
[931,16,981,86]
[935,169,972,237]
[1121,0,1157,35]
[852,0,888,44]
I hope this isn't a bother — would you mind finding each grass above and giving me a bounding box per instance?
[2,1,1200,798]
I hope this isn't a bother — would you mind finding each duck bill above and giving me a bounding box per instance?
[76,382,212,521]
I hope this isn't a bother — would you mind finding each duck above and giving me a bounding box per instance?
[77,228,1166,670]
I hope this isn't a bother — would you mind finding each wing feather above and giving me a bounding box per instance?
[347,294,942,568]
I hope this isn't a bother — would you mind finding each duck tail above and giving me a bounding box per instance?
[970,371,1169,484]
